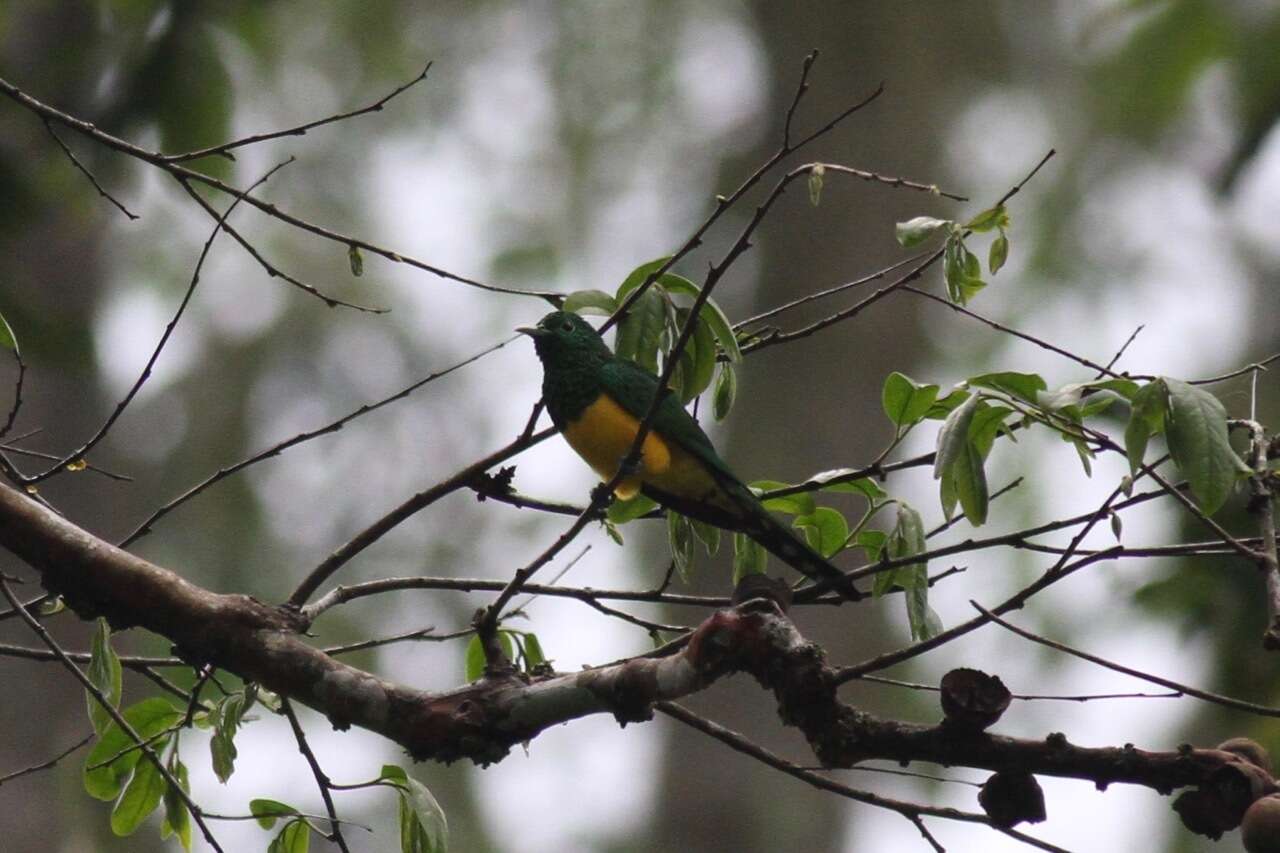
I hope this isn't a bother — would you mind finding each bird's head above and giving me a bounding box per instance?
[517,310,611,367]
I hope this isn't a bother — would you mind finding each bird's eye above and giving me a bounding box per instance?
[561,320,574,332]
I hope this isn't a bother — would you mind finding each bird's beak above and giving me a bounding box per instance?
[516,326,549,338]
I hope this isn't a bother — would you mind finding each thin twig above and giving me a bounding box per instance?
[281,698,352,853]
[0,330,26,442]
[1188,352,1280,386]
[0,579,223,851]
[165,63,433,163]
[0,731,94,786]
[174,176,386,313]
[42,118,138,219]
[974,603,1280,718]
[23,159,294,485]
[735,252,928,330]
[122,335,516,546]
[1102,325,1144,373]
[901,285,1122,379]
[659,702,1068,853]
[0,74,558,302]
[859,674,1181,704]
[287,425,557,608]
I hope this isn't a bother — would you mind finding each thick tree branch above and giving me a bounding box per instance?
[0,478,1258,815]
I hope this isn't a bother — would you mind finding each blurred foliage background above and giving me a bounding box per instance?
[2,1,1280,851]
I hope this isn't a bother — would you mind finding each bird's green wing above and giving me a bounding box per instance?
[598,357,736,480]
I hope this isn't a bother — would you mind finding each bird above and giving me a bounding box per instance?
[518,309,860,600]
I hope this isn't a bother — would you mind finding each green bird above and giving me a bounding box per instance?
[519,310,860,599]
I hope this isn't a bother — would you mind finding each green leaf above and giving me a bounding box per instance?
[562,289,618,317]
[754,481,816,516]
[949,440,989,526]
[160,760,192,851]
[969,372,1047,405]
[463,635,485,682]
[939,457,958,522]
[396,773,449,853]
[808,163,825,206]
[732,533,768,584]
[251,799,299,830]
[968,405,1014,458]
[111,749,168,836]
[857,529,887,563]
[907,587,944,641]
[0,309,17,353]
[348,244,363,277]
[617,258,741,364]
[943,237,963,303]
[1091,378,1141,400]
[887,504,926,566]
[616,257,670,301]
[463,632,515,682]
[885,504,928,615]
[933,394,982,480]
[988,232,1009,274]
[614,288,665,374]
[807,471,888,501]
[670,307,717,403]
[603,520,624,546]
[652,274,743,364]
[87,618,123,736]
[668,511,696,582]
[606,493,657,524]
[1078,390,1122,419]
[885,506,938,640]
[522,633,547,669]
[964,204,1009,233]
[269,820,311,853]
[1163,378,1250,515]
[924,388,970,420]
[1036,382,1085,412]
[895,216,951,248]
[689,518,721,556]
[882,372,940,427]
[210,727,237,784]
[1125,380,1168,473]
[84,698,182,801]
[713,364,737,421]
[380,764,410,785]
[792,507,849,558]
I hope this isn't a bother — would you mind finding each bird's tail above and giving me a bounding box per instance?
[735,492,863,602]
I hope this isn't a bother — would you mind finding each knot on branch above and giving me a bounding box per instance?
[1173,755,1278,840]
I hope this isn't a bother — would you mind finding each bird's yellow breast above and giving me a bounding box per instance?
[561,393,723,505]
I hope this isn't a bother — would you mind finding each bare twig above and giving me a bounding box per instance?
[0,74,558,302]
[41,119,138,219]
[122,335,516,546]
[974,603,1280,718]
[659,702,1068,853]
[24,159,293,485]
[287,425,557,607]
[1188,352,1280,386]
[735,252,928,330]
[0,320,26,442]
[281,698,352,853]
[174,176,386,313]
[165,63,433,163]
[0,730,95,786]
[901,285,1122,379]
[860,675,1181,704]
[1103,325,1144,373]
